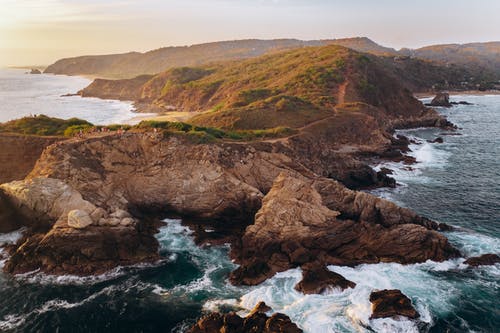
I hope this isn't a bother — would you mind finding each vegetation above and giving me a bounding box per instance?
[135,120,296,141]
[0,115,93,136]
[0,116,295,142]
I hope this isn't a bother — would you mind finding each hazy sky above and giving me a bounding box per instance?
[1,0,499,66]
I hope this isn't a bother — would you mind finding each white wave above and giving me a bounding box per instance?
[15,260,169,286]
[0,228,26,246]
[203,298,239,312]
[156,219,241,298]
[237,258,497,333]
[445,231,500,258]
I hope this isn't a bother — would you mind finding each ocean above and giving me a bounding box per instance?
[0,71,499,333]
[0,68,140,125]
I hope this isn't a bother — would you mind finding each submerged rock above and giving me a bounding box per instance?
[464,254,500,267]
[188,302,302,333]
[369,289,420,319]
[295,263,356,294]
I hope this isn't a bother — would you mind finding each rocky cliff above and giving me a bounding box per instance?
[0,129,459,279]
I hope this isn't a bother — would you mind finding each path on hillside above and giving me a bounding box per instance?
[337,81,347,105]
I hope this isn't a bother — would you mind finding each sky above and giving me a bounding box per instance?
[0,0,499,67]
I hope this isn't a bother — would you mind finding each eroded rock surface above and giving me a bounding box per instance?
[230,173,459,285]
[369,289,420,319]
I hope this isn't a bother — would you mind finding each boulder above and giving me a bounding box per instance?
[111,209,131,219]
[0,178,97,223]
[428,92,451,107]
[295,263,356,294]
[369,289,420,319]
[67,210,93,229]
[188,302,302,333]
[464,254,500,267]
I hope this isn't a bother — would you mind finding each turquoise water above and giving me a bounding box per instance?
[0,94,498,332]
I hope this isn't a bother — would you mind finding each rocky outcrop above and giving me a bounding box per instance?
[369,289,420,319]
[188,302,302,333]
[464,254,500,267]
[295,263,356,294]
[428,92,451,107]
[29,69,41,74]
[0,178,158,275]
[230,174,459,285]
[1,131,458,278]
[0,133,63,184]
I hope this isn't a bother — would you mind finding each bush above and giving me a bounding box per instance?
[63,124,94,137]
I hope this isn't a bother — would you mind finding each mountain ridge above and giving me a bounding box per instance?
[44,37,499,87]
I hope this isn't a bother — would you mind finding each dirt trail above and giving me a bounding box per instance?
[337,81,347,105]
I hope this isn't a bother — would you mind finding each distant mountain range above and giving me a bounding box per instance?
[44,37,500,87]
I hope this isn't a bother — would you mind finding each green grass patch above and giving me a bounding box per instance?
[0,115,93,136]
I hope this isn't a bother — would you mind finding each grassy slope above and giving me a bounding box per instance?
[131,45,424,130]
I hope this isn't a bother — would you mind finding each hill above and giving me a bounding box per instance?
[408,42,500,87]
[80,45,430,130]
[44,38,401,79]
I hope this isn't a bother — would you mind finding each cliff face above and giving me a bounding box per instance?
[0,133,62,184]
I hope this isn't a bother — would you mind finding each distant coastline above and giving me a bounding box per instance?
[414,90,500,98]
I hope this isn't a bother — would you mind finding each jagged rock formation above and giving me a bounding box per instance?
[369,289,420,319]
[188,302,302,333]
[229,174,459,285]
[295,263,356,294]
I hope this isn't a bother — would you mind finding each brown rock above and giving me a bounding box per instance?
[369,289,420,319]
[295,263,356,294]
[4,221,159,275]
[464,254,500,267]
[188,303,302,333]
[231,174,460,285]
[428,92,451,107]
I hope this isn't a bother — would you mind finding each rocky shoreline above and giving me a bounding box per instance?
[0,91,492,330]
